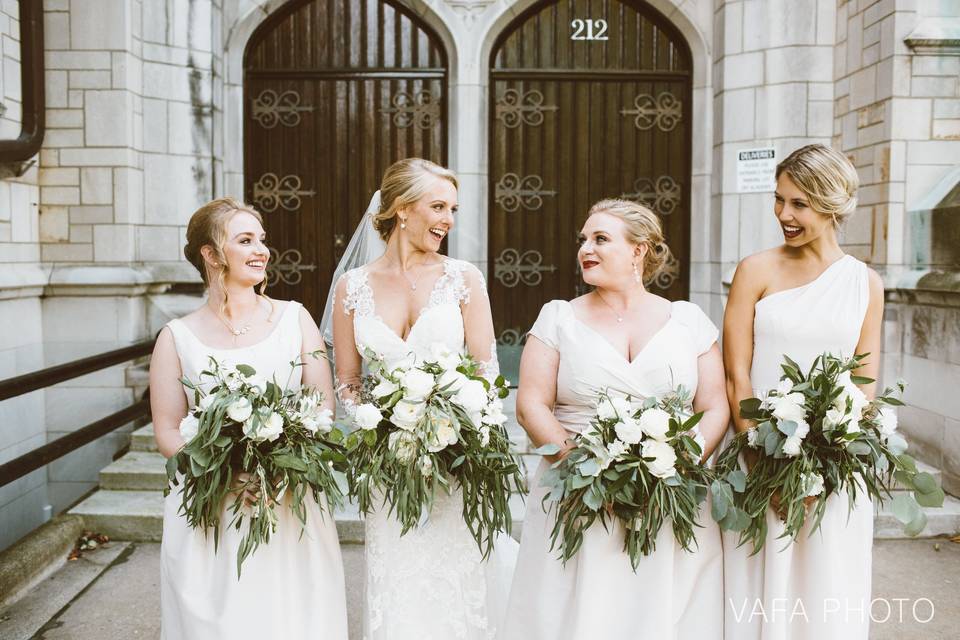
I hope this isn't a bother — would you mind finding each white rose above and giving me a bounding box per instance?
[198,394,215,411]
[418,455,434,477]
[245,375,268,395]
[438,369,469,393]
[611,397,633,420]
[776,378,795,396]
[371,377,399,399]
[823,407,846,430]
[614,418,644,445]
[482,399,508,426]
[641,439,677,478]
[388,430,418,463]
[302,407,333,435]
[793,419,810,439]
[354,403,383,430]
[607,439,629,460]
[782,435,803,457]
[257,411,284,442]
[802,472,825,497]
[746,427,760,448]
[390,400,424,430]
[639,408,672,441]
[225,371,243,391]
[401,368,435,402]
[834,373,869,420]
[877,407,898,438]
[596,396,617,421]
[453,380,489,415]
[226,396,253,423]
[428,422,459,452]
[772,393,806,423]
[179,414,200,442]
[429,343,462,371]
[479,425,491,447]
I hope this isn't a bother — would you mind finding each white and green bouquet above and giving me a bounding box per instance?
[538,387,710,570]
[165,354,346,576]
[346,343,525,558]
[713,353,943,553]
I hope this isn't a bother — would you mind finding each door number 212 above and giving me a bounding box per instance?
[571,19,609,41]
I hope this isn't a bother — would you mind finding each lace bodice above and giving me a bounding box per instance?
[340,258,495,374]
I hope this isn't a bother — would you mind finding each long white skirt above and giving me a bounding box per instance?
[160,489,348,640]
[362,486,518,640]
[722,489,873,640]
[500,459,723,640]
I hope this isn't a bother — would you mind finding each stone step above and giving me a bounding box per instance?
[69,490,369,544]
[100,451,167,491]
[874,494,960,539]
[130,424,157,452]
[889,459,941,491]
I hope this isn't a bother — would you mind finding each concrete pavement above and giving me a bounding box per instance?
[2,538,956,639]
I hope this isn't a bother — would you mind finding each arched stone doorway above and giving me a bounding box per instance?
[487,0,693,370]
[243,0,450,316]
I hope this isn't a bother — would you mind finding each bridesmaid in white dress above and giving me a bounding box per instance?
[722,144,884,640]
[150,198,348,640]
[330,159,516,640]
[500,199,729,640]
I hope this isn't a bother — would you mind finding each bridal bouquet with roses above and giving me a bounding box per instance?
[712,353,942,553]
[346,343,525,558]
[166,354,346,576]
[538,387,710,569]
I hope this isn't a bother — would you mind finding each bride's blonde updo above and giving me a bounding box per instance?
[588,198,669,282]
[373,158,459,241]
[776,144,859,226]
[184,197,265,293]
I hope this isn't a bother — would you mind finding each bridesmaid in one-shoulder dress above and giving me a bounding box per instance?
[150,198,348,640]
[722,145,884,640]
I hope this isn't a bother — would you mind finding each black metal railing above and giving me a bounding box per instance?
[0,340,155,488]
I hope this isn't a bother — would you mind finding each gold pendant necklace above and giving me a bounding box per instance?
[213,296,275,340]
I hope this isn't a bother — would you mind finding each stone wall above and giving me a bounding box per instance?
[0,0,48,551]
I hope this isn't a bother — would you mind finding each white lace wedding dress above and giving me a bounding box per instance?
[339,258,518,640]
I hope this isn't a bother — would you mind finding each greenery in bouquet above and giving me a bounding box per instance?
[712,353,943,554]
[165,354,347,576]
[538,388,710,570]
[345,343,525,558]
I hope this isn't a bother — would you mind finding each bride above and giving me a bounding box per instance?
[324,158,516,639]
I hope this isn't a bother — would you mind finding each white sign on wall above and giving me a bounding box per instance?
[736,148,776,193]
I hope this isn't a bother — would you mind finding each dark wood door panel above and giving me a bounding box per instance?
[243,0,448,318]
[489,0,693,369]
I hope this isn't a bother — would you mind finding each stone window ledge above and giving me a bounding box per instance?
[905,17,960,54]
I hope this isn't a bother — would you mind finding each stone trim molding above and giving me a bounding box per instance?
[905,18,960,55]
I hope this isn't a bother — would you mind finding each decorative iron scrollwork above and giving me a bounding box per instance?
[381,91,441,129]
[494,248,557,288]
[496,328,528,346]
[623,176,682,215]
[252,173,315,213]
[495,89,558,128]
[649,252,680,290]
[620,92,682,131]
[494,173,556,212]
[251,89,314,129]
[266,248,317,286]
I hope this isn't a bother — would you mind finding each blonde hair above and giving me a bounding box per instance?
[184,197,267,310]
[373,158,458,241]
[776,144,859,226]
[588,198,668,282]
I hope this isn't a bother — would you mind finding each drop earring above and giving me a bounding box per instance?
[633,261,641,284]
[400,218,407,230]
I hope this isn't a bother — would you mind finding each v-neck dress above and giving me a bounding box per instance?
[340,258,517,640]
[500,299,723,640]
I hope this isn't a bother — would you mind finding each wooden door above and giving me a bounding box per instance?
[244,0,448,317]
[488,0,692,373]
